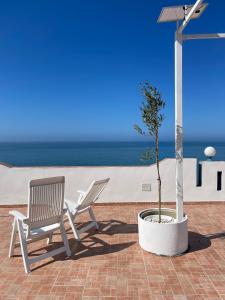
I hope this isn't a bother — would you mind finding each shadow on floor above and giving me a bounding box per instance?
[188,230,225,253]
[28,219,137,271]
[187,231,211,253]
[30,237,135,271]
[84,219,138,235]
[71,237,136,259]
[62,219,138,241]
[205,231,225,240]
[14,220,225,271]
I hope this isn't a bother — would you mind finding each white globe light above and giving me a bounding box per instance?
[204,146,216,158]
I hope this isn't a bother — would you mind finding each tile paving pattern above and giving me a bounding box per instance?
[0,203,225,299]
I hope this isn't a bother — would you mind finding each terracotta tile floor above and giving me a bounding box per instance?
[1,203,225,300]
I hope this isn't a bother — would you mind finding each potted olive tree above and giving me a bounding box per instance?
[134,82,188,256]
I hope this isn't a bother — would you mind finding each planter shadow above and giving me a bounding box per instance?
[206,231,225,240]
[188,231,211,253]
[188,230,225,253]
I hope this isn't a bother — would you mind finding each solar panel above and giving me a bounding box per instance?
[157,3,208,23]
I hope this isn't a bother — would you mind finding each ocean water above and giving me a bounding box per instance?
[0,142,224,167]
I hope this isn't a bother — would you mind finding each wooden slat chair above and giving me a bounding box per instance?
[9,176,71,273]
[65,178,110,241]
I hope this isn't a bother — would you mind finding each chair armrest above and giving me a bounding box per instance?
[9,210,28,222]
[65,199,79,215]
[77,190,85,195]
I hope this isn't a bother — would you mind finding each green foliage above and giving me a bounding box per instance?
[134,82,165,140]
[140,148,155,163]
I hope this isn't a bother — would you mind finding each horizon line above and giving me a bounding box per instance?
[0,140,224,144]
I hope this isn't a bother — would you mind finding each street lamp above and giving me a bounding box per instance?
[158,0,225,222]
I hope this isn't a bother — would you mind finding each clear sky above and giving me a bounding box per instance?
[0,0,224,142]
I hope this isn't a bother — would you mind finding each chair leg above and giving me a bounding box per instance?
[60,222,71,257]
[67,211,80,241]
[17,220,30,273]
[9,219,17,257]
[89,207,99,230]
[47,233,53,245]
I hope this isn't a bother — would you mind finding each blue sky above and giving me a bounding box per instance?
[0,0,224,142]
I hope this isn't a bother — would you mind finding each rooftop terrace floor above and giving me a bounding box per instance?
[1,203,225,300]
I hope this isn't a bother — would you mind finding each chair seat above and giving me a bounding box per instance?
[27,223,61,237]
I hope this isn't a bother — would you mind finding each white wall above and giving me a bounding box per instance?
[0,158,224,205]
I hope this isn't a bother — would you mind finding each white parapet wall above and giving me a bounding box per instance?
[0,158,224,205]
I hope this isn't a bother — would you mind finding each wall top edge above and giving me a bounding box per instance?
[0,158,199,169]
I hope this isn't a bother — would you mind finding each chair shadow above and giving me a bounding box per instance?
[71,237,136,259]
[68,219,138,237]
[99,219,138,234]
[30,219,137,271]
[31,238,135,271]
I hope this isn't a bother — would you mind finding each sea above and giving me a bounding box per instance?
[0,142,224,167]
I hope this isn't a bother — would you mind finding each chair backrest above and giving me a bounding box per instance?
[27,176,65,230]
[78,178,110,209]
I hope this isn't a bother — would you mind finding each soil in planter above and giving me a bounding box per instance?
[144,214,175,224]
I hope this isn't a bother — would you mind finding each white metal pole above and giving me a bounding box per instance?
[175,32,183,222]
[183,33,225,40]
[178,0,203,33]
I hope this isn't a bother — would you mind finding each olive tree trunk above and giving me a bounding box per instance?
[155,130,161,223]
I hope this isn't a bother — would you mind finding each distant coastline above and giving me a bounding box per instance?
[0,141,224,167]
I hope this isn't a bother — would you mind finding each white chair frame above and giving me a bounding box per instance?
[65,178,110,241]
[9,176,71,273]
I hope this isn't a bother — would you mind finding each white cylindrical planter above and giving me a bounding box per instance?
[138,208,188,256]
